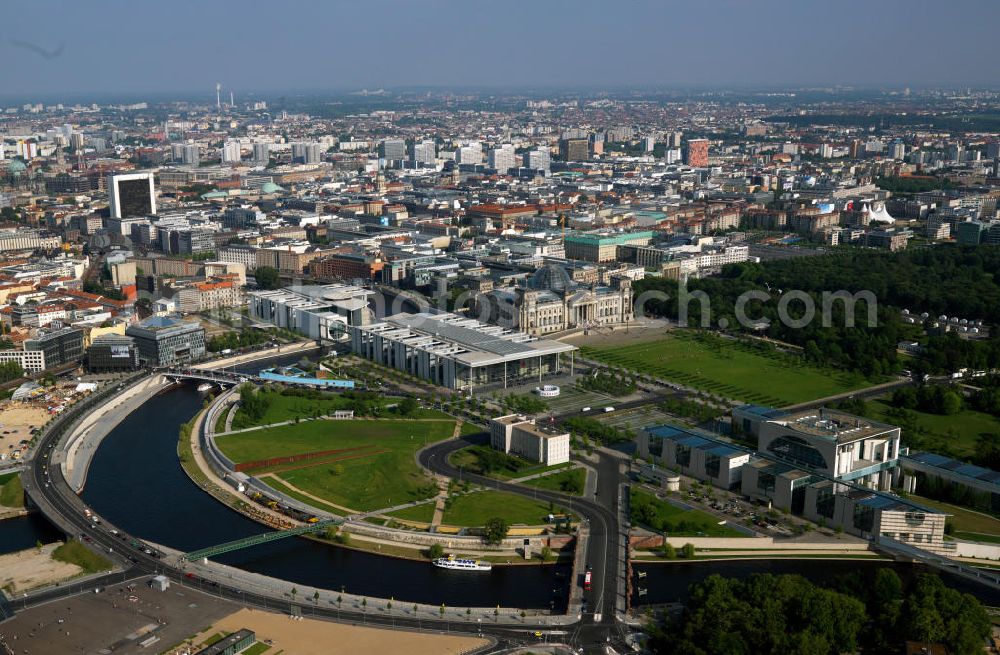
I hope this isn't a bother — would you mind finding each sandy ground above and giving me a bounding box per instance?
[183,607,488,655]
[0,404,48,461]
[0,543,81,594]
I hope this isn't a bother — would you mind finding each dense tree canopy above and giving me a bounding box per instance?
[649,571,990,655]
[255,266,281,290]
[635,246,1000,377]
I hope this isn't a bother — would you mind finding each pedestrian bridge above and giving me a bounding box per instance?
[183,519,342,561]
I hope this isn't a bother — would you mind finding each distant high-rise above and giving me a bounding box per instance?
[180,144,200,166]
[669,131,683,148]
[949,143,965,163]
[488,144,517,175]
[455,142,483,165]
[171,143,186,162]
[409,140,436,166]
[559,138,589,162]
[987,142,1000,160]
[891,141,906,161]
[819,144,834,159]
[378,139,406,163]
[684,139,709,167]
[221,140,241,164]
[108,172,156,219]
[524,148,550,173]
[291,142,321,164]
[216,83,221,110]
[643,136,656,152]
[253,142,270,164]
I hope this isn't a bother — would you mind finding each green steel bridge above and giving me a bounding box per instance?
[183,519,341,561]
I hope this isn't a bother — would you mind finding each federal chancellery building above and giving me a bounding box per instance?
[639,405,951,554]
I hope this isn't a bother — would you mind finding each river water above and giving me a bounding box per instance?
[4,352,999,609]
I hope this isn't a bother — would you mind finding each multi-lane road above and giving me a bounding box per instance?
[17,377,633,653]
[419,435,631,651]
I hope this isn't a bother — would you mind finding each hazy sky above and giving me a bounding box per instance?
[4,0,999,100]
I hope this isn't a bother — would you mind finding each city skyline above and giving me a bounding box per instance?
[5,0,1000,98]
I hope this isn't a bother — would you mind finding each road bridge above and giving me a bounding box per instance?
[876,535,1000,592]
[162,368,256,386]
[16,372,596,653]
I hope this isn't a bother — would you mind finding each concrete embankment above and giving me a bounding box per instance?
[59,375,172,492]
[195,341,320,371]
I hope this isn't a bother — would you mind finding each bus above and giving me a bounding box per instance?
[584,570,593,591]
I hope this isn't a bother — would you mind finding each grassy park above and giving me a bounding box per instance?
[865,398,1000,458]
[0,472,23,508]
[449,445,573,480]
[579,331,871,406]
[630,489,748,538]
[216,417,456,512]
[386,502,437,524]
[521,467,586,496]
[441,490,564,527]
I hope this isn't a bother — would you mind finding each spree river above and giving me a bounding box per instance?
[3,352,999,609]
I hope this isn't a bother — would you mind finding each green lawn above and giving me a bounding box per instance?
[630,489,748,538]
[449,445,573,480]
[866,399,1000,458]
[258,476,346,516]
[52,540,113,574]
[231,390,361,429]
[442,490,563,527]
[217,418,455,511]
[911,494,1000,539]
[386,502,437,523]
[241,643,271,655]
[0,473,23,508]
[580,331,872,406]
[521,468,586,496]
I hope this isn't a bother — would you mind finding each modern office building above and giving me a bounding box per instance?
[563,231,654,262]
[490,414,570,466]
[0,350,45,373]
[24,327,85,368]
[559,138,589,162]
[248,284,374,340]
[349,311,577,390]
[86,334,140,372]
[379,138,407,163]
[107,172,156,219]
[125,316,206,366]
[736,406,901,488]
[956,220,985,246]
[409,140,436,166]
[177,228,216,255]
[639,424,751,489]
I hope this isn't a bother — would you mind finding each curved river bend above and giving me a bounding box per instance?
[4,352,1000,609]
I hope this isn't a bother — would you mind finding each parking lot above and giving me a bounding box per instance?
[0,577,238,655]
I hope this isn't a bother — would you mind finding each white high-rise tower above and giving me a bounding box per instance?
[216,83,221,110]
